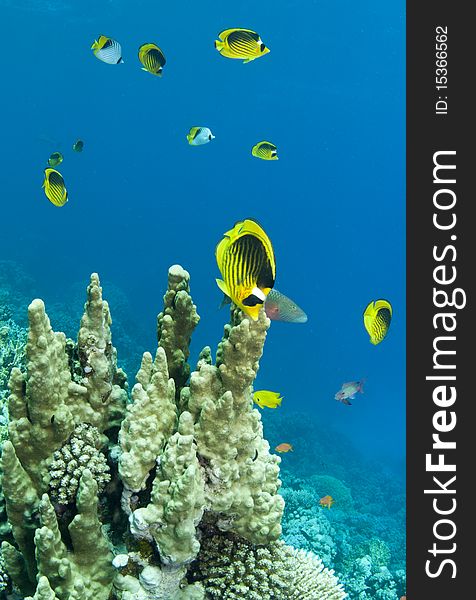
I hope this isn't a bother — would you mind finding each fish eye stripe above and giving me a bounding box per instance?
[242,294,264,307]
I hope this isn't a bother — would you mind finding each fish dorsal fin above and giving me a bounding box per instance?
[219,28,258,40]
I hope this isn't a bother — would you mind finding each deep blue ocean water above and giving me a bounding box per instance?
[1,0,405,595]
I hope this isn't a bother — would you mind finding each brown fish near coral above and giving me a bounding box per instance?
[275,443,293,453]
[319,495,335,509]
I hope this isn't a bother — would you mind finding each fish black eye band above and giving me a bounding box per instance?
[242,294,264,307]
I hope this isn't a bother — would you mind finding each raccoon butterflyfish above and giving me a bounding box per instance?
[252,141,278,160]
[187,127,215,145]
[319,495,335,509]
[363,299,393,345]
[91,35,123,64]
[253,390,283,409]
[215,218,276,321]
[42,168,68,207]
[275,443,293,453]
[72,139,84,152]
[138,43,166,76]
[214,28,270,63]
[48,152,63,167]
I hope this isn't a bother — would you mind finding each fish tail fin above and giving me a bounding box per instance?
[214,40,224,51]
[359,380,365,393]
[219,294,232,310]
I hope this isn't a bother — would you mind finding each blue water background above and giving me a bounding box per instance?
[1,1,405,472]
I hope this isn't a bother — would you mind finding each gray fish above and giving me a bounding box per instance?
[334,381,365,405]
[220,287,307,323]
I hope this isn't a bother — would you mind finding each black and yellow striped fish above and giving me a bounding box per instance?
[48,152,63,167]
[42,168,68,207]
[72,139,84,152]
[252,141,278,161]
[216,218,276,321]
[215,28,270,63]
[138,43,166,76]
[363,299,393,345]
[91,35,123,64]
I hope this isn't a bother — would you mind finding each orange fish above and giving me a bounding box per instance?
[400,597,406,600]
[275,443,293,453]
[319,495,335,509]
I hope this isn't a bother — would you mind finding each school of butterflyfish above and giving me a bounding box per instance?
[39,28,394,445]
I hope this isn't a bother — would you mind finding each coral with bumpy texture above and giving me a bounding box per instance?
[191,531,346,599]
[33,470,113,600]
[6,274,126,492]
[0,547,10,592]
[281,487,337,566]
[0,316,27,406]
[1,267,347,600]
[76,273,128,430]
[186,308,284,545]
[156,265,200,396]
[119,347,177,494]
[49,423,110,505]
[113,566,205,600]
[129,412,205,566]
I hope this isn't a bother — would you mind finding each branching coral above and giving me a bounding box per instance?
[119,347,177,494]
[0,267,347,599]
[156,265,200,396]
[281,488,337,566]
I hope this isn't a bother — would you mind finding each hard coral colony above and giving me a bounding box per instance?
[0,266,346,599]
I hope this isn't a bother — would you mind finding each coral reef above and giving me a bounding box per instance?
[48,424,110,505]
[0,267,346,599]
[0,547,10,593]
[190,530,345,599]
[267,411,406,599]
[0,315,27,444]
[0,261,36,327]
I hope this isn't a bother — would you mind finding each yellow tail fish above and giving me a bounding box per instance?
[215,28,270,63]
[215,218,276,321]
[91,35,123,64]
[42,168,68,207]
[363,299,392,345]
[138,43,166,76]
[252,141,278,160]
[253,390,283,409]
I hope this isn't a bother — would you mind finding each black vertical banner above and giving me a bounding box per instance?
[407,2,472,598]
